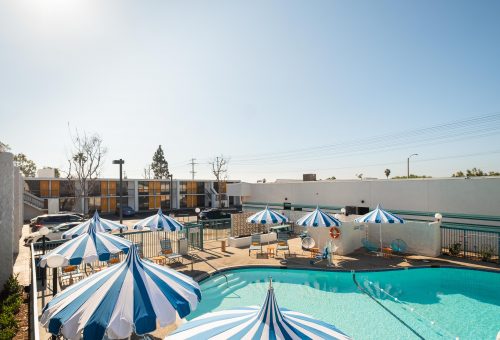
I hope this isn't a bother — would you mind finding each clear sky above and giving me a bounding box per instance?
[1,0,500,182]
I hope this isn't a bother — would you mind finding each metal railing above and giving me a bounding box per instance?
[24,192,46,209]
[441,224,500,263]
[29,243,40,340]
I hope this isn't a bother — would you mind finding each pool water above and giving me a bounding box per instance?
[190,267,500,340]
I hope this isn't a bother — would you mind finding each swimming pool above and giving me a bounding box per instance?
[190,267,500,340]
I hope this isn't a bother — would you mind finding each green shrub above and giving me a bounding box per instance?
[0,275,22,340]
[480,247,493,261]
[448,242,462,256]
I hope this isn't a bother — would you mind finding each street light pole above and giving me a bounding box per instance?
[168,174,173,213]
[113,159,125,224]
[407,153,418,178]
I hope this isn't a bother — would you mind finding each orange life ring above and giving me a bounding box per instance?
[329,226,341,239]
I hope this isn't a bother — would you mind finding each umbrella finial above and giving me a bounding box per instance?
[157,208,163,215]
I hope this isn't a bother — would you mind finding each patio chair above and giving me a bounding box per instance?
[390,239,408,254]
[276,232,290,257]
[249,233,263,256]
[361,238,379,253]
[159,239,183,264]
[133,242,144,258]
[58,265,84,287]
[107,253,121,265]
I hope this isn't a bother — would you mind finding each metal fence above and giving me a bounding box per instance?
[441,224,500,263]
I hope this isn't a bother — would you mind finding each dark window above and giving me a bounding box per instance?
[115,181,128,196]
[139,196,149,210]
[59,181,75,197]
[160,195,170,210]
[196,182,205,194]
[88,197,101,212]
[179,195,187,208]
[26,180,41,197]
[88,182,101,196]
[160,182,170,195]
[179,182,187,194]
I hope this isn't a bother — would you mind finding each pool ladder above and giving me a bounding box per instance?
[352,272,425,340]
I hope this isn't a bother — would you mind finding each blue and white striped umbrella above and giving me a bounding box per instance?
[39,223,132,268]
[355,204,404,224]
[167,281,351,340]
[133,209,184,231]
[296,207,341,227]
[246,206,288,224]
[62,210,127,239]
[41,245,201,340]
[355,205,404,252]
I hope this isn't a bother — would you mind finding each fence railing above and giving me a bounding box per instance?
[441,224,500,263]
[24,191,46,209]
[29,243,40,340]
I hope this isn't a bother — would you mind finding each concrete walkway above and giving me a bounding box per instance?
[13,224,32,286]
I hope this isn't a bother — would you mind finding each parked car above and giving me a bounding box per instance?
[30,213,84,232]
[199,209,230,220]
[115,205,135,217]
[24,222,81,244]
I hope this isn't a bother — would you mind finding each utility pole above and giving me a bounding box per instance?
[407,153,418,178]
[189,158,197,180]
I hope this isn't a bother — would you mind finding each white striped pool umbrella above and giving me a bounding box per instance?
[246,206,288,246]
[246,206,289,225]
[296,207,341,262]
[296,206,341,227]
[166,280,351,340]
[41,245,201,340]
[62,211,127,240]
[39,223,132,268]
[355,204,404,252]
[133,208,184,231]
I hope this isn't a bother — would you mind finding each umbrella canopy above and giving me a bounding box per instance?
[39,223,132,268]
[166,281,351,340]
[354,204,404,224]
[41,245,201,340]
[246,206,288,224]
[296,207,341,227]
[133,209,184,231]
[62,211,127,239]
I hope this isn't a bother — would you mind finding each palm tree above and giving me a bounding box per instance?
[384,169,391,179]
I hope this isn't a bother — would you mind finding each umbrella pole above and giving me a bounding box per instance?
[379,223,383,256]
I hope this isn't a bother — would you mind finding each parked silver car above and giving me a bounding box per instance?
[24,222,80,244]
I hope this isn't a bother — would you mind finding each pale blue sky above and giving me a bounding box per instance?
[1,0,500,182]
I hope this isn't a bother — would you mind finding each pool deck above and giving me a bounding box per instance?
[176,238,499,283]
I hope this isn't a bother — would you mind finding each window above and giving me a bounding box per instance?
[179,195,187,208]
[138,181,149,195]
[59,181,75,197]
[88,182,101,196]
[50,180,60,197]
[139,196,149,210]
[160,182,170,195]
[160,195,170,209]
[196,182,205,194]
[88,197,101,212]
[179,181,188,194]
[26,180,41,197]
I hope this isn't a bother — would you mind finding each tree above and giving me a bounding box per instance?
[66,131,107,213]
[452,171,465,177]
[488,171,500,176]
[466,168,485,177]
[392,174,431,179]
[143,165,152,179]
[14,153,37,177]
[210,155,229,208]
[356,173,363,180]
[0,141,10,152]
[326,176,336,180]
[384,169,391,179]
[151,145,169,179]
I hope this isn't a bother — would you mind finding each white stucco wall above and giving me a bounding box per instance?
[0,152,14,286]
[12,168,23,254]
[229,178,500,221]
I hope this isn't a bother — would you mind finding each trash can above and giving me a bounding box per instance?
[221,240,226,252]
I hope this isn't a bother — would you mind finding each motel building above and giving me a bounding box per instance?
[23,168,241,220]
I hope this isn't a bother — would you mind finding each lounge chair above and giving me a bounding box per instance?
[276,232,290,257]
[159,239,183,264]
[58,265,84,287]
[361,238,379,252]
[390,239,408,254]
[249,234,263,256]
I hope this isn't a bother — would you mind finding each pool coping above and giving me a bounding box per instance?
[196,263,500,283]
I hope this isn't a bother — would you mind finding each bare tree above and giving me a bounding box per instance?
[66,130,107,213]
[210,155,229,208]
[143,165,152,179]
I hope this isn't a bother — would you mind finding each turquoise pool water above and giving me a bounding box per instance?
[190,267,500,340]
